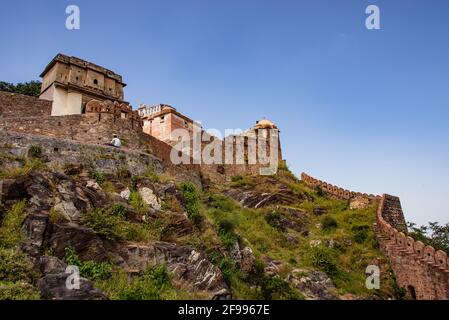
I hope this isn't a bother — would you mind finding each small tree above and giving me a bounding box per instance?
[0,81,41,97]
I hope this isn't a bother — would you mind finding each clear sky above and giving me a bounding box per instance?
[1,0,448,225]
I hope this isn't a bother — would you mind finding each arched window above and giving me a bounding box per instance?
[407,286,417,300]
[93,79,98,85]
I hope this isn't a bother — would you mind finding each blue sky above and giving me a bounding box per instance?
[1,0,448,225]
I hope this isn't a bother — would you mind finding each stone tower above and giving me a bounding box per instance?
[39,54,126,116]
[138,104,195,143]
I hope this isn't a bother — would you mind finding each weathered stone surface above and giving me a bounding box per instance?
[263,257,283,277]
[138,187,161,210]
[313,207,328,216]
[38,256,67,275]
[225,188,297,209]
[21,213,48,248]
[119,242,230,299]
[287,269,338,300]
[120,188,131,200]
[37,273,107,300]
[349,196,370,210]
[286,234,299,244]
[48,223,109,262]
[230,242,256,274]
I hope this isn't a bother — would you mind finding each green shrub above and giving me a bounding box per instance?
[110,203,127,219]
[65,247,112,280]
[145,168,160,183]
[351,225,370,244]
[209,194,234,212]
[0,282,40,300]
[308,247,339,276]
[265,210,285,231]
[217,220,239,249]
[316,186,326,198]
[0,158,47,179]
[90,170,106,184]
[181,183,202,225]
[29,145,42,158]
[0,200,27,247]
[116,166,130,180]
[260,276,303,300]
[48,208,68,224]
[321,216,338,231]
[82,205,161,242]
[98,265,175,300]
[208,250,238,285]
[83,208,118,241]
[0,248,38,283]
[353,230,368,244]
[230,175,254,188]
[129,191,148,215]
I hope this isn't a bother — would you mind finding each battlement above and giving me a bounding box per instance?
[376,194,449,299]
[301,171,449,299]
[301,172,380,200]
[85,99,142,126]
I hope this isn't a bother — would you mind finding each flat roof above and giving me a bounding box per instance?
[39,53,126,86]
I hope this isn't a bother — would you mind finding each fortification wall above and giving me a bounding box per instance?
[301,172,380,200]
[0,91,52,118]
[0,113,144,149]
[301,172,449,299]
[0,130,201,186]
[376,194,449,299]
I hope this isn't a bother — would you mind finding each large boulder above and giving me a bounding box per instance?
[349,196,370,210]
[37,273,107,300]
[286,269,339,300]
[48,223,109,262]
[230,242,256,274]
[138,187,161,210]
[119,242,230,299]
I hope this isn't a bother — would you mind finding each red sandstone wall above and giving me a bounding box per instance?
[376,195,449,299]
[301,172,380,200]
[300,172,449,299]
[0,91,52,118]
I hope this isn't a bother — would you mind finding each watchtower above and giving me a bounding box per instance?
[39,54,127,116]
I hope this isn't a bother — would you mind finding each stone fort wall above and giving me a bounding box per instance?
[0,91,52,118]
[301,172,380,201]
[376,194,449,299]
[0,130,201,186]
[301,172,449,300]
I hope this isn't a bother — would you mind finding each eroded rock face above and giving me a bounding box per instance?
[35,255,107,300]
[286,269,338,300]
[37,273,107,300]
[48,223,109,262]
[230,242,256,274]
[225,189,295,209]
[349,196,370,210]
[119,242,230,299]
[138,187,161,210]
[146,210,194,238]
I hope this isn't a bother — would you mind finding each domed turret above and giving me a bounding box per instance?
[254,118,278,130]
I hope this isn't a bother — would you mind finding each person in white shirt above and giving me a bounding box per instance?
[109,134,121,148]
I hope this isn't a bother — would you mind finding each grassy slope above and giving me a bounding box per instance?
[0,153,396,299]
[196,168,395,299]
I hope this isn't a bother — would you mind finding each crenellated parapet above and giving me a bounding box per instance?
[85,99,142,126]
[301,172,380,201]
[375,194,449,299]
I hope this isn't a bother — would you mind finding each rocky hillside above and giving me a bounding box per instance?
[0,144,400,300]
